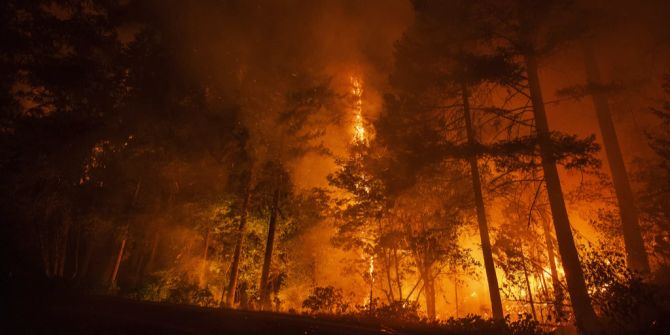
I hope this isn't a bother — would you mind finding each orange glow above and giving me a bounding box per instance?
[369,255,375,281]
[350,76,366,143]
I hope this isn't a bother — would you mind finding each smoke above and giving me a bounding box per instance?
[118,0,670,316]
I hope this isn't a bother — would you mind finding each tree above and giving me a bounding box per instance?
[388,0,529,319]
[0,0,126,280]
[580,40,650,274]
[254,161,291,309]
[486,0,602,331]
[389,171,476,319]
[637,74,670,275]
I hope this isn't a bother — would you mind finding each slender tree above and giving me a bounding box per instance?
[581,41,649,274]
[226,181,252,307]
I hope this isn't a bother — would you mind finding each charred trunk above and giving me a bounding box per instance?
[525,52,600,333]
[259,187,280,310]
[225,187,251,307]
[393,248,403,300]
[461,81,504,319]
[582,40,650,274]
[520,245,537,321]
[385,250,395,302]
[541,213,564,318]
[422,265,436,320]
[199,228,211,288]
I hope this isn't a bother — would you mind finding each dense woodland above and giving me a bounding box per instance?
[2,1,670,334]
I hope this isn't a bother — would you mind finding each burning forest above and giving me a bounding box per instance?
[3,1,670,334]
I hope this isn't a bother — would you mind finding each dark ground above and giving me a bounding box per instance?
[6,292,411,335]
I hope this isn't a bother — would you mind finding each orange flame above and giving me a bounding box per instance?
[350,76,365,143]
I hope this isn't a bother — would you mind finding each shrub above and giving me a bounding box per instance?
[302,286,349,314]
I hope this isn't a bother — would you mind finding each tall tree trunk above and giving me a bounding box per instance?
[71,222,81,279]
[132,242,146,287]
[385,250,395,302]
[538,267,550,321]
[582,41,650,274]
[80,236,95,279]
[422,265,436,320]
[109,235,127,290]
[225,187,251,307]
[520,245,538,321]
[541,212,564,318]
[259,188,280,310]
[525,53,600,333]
[393,248,403,300]
[199,228,211,288]
[461,81,504,319]
[142,233,159,278]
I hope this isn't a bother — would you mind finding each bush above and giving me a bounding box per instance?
[302,286,349,314]
[370,300,421,322]
[440,314,548,335]
[165,276,214,307]
[582,244,670,334]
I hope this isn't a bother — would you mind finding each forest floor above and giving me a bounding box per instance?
[8,294,426,335]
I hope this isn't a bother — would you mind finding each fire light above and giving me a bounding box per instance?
[350,76,365,143]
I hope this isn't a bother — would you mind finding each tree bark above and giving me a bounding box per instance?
[541,212,564,318]
[199,228,211,288]
[225,187,251,307]
[461,81,504,319]
[142,233,159,278]
[422,265,436,320]
[393,248,403,300]
[80,236,95,279]
[109,236,126,290]
[385,250,395,302]
[582,40,650,274]
[525,53,600,333]
[520,245,537,321]
[259,187,280,310]
[132,241,146,287]
[71,221,81,279]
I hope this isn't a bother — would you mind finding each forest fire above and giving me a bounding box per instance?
[351,76,366,143]
[3,1,670,335]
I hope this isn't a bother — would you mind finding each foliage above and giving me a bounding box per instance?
[637,74,670,269]
[365,300,421,323]
[440,314,548,335]
[165,279,215,307]
[131,271,216,307]
[581,243,670,334]
[301,286,349,315]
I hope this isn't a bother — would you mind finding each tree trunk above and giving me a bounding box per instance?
[199,228,211,288]
[142,233,159,278]
[225,187,251,307]
[71,222,81,279]
[582,40,650,274]
[259,187,280,310]
[461,81,504,319]
[385,250,395,302]
[423,266,436,320]
[80,236,95,279]
[132,242,146,287]
[393,248,403,300]
[109,236,127,290]
[525,53,600,333]
[520,245,537,321]
[541,212,564,318]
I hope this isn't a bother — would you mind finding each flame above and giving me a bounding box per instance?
[350,76,366,143]
[369,255,375,281]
